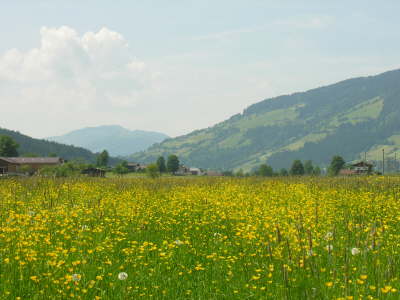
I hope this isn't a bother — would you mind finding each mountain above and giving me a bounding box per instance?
[0,127,105,163]
[47,125,169,157]
[132,69,400,171]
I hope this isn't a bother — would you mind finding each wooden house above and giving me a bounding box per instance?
[0,157,63,175]
[81,167,106,177]
[351,161,373,174]
[126,162,147,172]
[339,161,373,176]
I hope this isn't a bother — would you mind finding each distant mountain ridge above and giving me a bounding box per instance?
[131,69,400,171]
[48,125,169,157]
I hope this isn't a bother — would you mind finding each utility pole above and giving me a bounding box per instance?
[395,152,398,174]
[364,152,367,162]
[382,149,385,175]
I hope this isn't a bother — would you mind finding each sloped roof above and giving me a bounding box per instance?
[0,157,62,164]
[352,161,373,167]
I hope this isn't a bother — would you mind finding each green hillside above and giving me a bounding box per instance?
[0,127,119,164]
[131,69,400,171]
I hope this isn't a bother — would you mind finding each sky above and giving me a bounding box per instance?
[1,0,400,139]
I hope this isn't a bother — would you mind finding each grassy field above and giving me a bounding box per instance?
[0,176,400,299]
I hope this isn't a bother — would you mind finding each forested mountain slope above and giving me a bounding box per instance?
[0,127,117,164]
[132,69,400,171]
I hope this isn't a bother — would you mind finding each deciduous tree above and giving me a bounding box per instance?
[156,156,166,173]
[329,155,345,176]
[290,160,305,175]
[167,155,179,174]
[96,150,109,167]
[0,135,19,157]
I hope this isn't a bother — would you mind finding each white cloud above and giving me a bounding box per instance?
[0,26,162,137]
[0,26,156,114]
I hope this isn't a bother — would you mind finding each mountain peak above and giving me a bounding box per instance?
[48,126,169,156]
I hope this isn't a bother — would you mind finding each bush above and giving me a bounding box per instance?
[146,163,160,179]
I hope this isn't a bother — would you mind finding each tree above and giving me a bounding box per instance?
[329,155,345,176]
[313,166,322,176]
[167,155,179,174]
[222,170,234,176]
[113,161,129,176]
[0,135,19,157]
[279,168,289,176]
[235,169,244,177]
[290,160,305,175]
[156,156,166,173]
[304,160,314,175]
[96,150,109,167]
[22,153,39,157]
[257,164,274,177]
[146,163,161,179]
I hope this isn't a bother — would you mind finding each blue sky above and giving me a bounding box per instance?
[1,1,399,138]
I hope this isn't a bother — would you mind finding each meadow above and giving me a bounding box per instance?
[0,176,399,299]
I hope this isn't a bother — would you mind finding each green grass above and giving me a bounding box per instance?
[328,97,384,128]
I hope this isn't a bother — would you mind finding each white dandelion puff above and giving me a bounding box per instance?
[326,245,333,251]
[174,240,183,246]
[351,247,360,255]
[72,274,81,282]
[118,272,128,280]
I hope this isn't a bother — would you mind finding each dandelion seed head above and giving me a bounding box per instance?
[326,245,333,251]
[72,274,81,282]
[118,272,128,280]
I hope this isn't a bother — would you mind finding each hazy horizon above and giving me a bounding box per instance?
[1,1,399,139]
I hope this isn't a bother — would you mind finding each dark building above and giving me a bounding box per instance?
[81,167,106,177]
[0,157,63,175]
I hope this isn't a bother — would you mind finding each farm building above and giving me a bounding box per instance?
[0,157,63,175]
[339,169,357,176]
[339,161,373,176]
[189,167,205,176]
[81,167,106,177]
[352,161,373,174]
[176,165,191,175]
[126,162,147,172]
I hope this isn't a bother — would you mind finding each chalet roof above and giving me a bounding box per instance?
[352,161,373,167]
[0,157,62,164]
[127,162,140,166]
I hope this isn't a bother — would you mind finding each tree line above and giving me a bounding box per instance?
[0,135,356,178]
[231,155,346,177]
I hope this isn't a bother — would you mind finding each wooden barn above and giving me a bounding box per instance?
[81,167,106,177]
[0,157,63,175]
[339,161,373,176]
[351,161,373,174]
